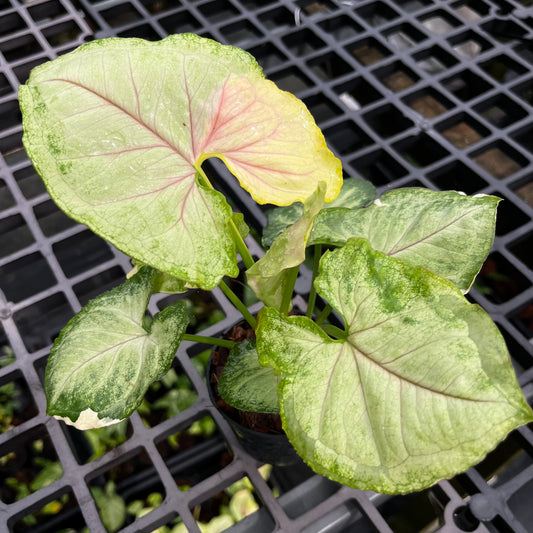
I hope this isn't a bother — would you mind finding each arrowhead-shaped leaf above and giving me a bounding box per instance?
[19,34,342,289]
[309,189,499,293]
[257,239,532,493]
[262,177,376,248]
[45,267,189,429]
[247,183,326,309]
[218,339,279,414]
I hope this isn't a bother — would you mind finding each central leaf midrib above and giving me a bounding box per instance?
[388,207,481,256]
[345,338,499,404]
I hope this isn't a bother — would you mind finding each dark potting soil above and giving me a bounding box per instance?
[209,322,284,435]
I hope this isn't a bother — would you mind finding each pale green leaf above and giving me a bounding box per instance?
[262,204,302,249]
[30,459,63,492]
[247,183,326,308]
[126,500,144,517]
[229,490,259,521]
[262,177,376,247]
[309,189,500,292]
[45,267,189,429]
[218,339,279,414]
[93,483,127,533]
[328,177,377,210]
[200,516,235,533]
[20,35,342,288]
[257,239,533,493]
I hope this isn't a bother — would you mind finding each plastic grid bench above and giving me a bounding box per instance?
[0,0,533,531]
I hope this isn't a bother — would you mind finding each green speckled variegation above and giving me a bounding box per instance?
[19,34,341,289]
[218,339,279,414]
[309,188,499,293]
[45,267,188,429]
[256,239,533,493]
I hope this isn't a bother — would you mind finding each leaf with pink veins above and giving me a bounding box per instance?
[19,34,342,288]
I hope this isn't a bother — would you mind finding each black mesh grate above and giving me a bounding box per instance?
[1,0,533,532]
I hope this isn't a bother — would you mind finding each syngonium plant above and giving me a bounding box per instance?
[19,34,532,494]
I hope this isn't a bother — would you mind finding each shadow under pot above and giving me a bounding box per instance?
[207,321,302,467]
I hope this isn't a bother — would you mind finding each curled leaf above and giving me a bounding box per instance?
[247,182,325,309]
[45,267,189,429]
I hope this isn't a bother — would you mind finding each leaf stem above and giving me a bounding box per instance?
[219,280,257,329]
[306,245,322,318]
[321,324,347,340]
[280,266,299,316]
[315,304,333,326]
[196,166,254,269]
[182,334,236,349]
[228,220,255,269]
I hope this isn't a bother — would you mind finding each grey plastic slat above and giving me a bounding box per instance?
[0,0,532,531]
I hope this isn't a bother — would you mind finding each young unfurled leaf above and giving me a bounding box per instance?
[256,239,532,493]
[309,189,499,293]
[20,34,341,288]
[218,339,279,414]
[247,183,326,309]
[262,178,376,248]
[45,267,189,429]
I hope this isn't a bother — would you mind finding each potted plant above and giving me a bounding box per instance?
[19,33,533,495]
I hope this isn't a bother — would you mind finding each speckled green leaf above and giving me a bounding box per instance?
[256,239,532,493]
[309,189,499,293]
[129,260,195,294]
[262,178,376,248]
[232,212,249,239]
[45,267,188,429]
[20,35,342,288]
[150,272,191,294]
[218,339,279,413]
[92,483,127,533]
[247,182,325,309]
[262,203,303,249]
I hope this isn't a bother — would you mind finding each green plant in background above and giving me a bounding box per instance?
[91,466,272,533]
[19,34,533,494]
[138,368,198,425]
[0,345,15,368]
[0,381,20,434]
[0,346,18,433]
[84,421,130,463]
[3,438,64,528]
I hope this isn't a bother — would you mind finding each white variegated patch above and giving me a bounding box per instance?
[54,409,124,430]
[373,198,388,207]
